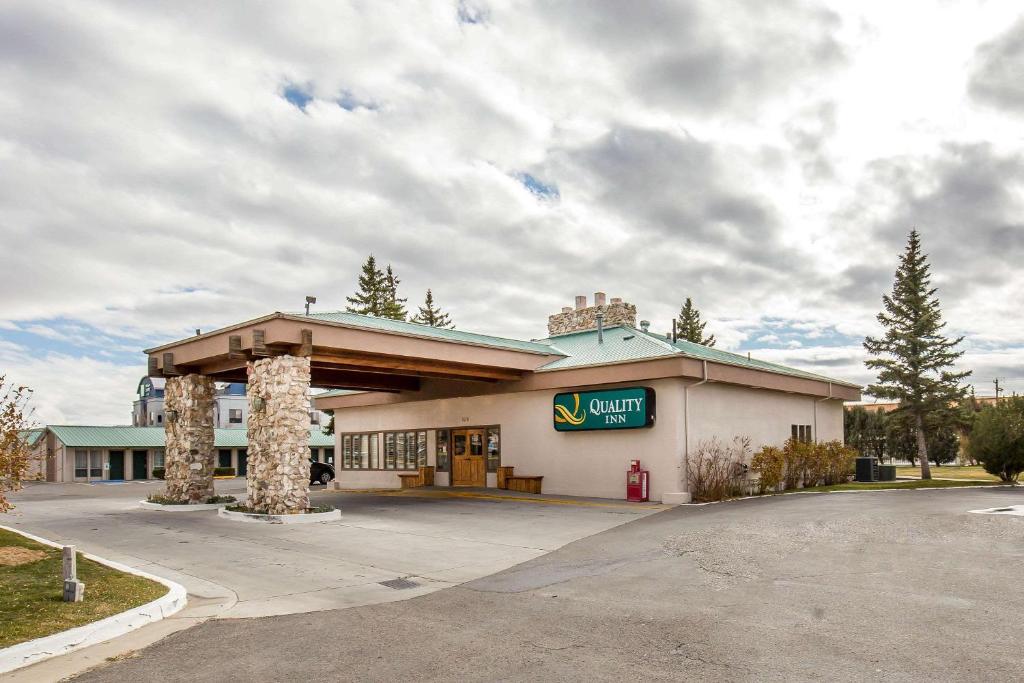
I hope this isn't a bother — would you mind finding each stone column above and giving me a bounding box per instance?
[246,356,312,515]
[163,374,216,503]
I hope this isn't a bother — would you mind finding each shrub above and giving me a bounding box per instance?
[687,437,751,502]
[969,398,1024,483]
[821,440,857,485]
[152,467,165,480]
[781,438,811,490]
[751,446,784,494]
[214,467,236,477]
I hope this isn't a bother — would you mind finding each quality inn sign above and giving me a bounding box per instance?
[553,387,656,431]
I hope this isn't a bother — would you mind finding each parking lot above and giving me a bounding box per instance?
[65,485,1024,682]
[3,480,664,619]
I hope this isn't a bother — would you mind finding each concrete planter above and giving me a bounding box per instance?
[218,507,341,524]
[139,500,235,512]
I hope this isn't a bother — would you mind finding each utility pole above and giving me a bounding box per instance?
[994,378,1003,402]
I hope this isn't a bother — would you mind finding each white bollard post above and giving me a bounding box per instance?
[62,545,85,602]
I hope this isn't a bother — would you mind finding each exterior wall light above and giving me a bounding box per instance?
[166,409,179,424]
[252,396,266,412]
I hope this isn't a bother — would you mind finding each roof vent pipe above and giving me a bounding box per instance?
[640,320,650,333]
[596,311,605,344]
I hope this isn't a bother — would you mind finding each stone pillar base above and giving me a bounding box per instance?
[163,374,215,503]
[246,356,312,515]
[660,492,692,505]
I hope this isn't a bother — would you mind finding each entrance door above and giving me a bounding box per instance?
[452,429,486,487]
[132,450,148,479]
[108,450,125,480]
[237,449,248,477]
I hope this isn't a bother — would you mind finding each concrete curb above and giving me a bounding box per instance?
[0,525,187,675]
[139,500,234,512]
[218,507,342,524]
[682,483,1018,506]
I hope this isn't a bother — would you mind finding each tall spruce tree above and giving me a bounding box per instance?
[410,289,454,328]
[863,229,971,480]
[380,265,407,321]
[675,298,716,346]
[346,255,385,316]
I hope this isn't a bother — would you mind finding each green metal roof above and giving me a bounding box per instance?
[45,426,334,449]
[18,429,45,447]
[536,327,678,370]
[536,325,857,387]
[666,336,859,386]
[300,311,561,355]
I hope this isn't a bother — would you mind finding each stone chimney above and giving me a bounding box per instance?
[547,293,638,336]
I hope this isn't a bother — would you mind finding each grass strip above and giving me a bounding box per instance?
[0,528,167,648]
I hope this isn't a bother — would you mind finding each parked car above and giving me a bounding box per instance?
[310,459,335,485]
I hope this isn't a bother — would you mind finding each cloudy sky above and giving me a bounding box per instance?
[2,0,1023,425]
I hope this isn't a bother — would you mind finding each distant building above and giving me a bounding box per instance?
[133,376,327,428]
[28,425,335,482]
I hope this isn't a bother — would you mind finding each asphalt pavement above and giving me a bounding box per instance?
[70,486,1024,682]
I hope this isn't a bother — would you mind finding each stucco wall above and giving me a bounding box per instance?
[332,378,687,501]
[686,381,845,452]
[331,377,847,502]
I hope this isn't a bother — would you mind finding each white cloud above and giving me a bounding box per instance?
[2,0,1023,419]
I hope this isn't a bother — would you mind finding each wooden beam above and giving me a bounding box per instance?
[147,356,160,377]
[228,335,246,361]
[204,367,422,392]
[309,352,522,381]
[162,352,180,376]
[252,329,269,357]
[298,329,313,357]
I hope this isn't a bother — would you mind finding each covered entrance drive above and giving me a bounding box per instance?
[144,311,561,512]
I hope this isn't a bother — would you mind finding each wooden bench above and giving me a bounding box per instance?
[507,475,543,494]
[398,466,435,489]
[496,466,515,490]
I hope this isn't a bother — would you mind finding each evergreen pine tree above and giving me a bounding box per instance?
[380,265,407,321]
[410,289,454,328]
[864,229,971,480]
[675,297,716,346]
[345,255,385,316]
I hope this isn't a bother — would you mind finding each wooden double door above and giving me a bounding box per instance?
[452,429,486,487]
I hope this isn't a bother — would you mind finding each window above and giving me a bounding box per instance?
[436,430,450,472]
[229,409,243,424]
[486,427,500,472]
[310,447,320,462]
[341,433,378,469]
[89,450,102,478]
[384,431,426,470]
[218,449,232,468]
[75,450,88,478]
[153,449,165,468]
[791,424,812,443]
[324,447,335,465]
[309,412,320,425]
[157,414,163,424]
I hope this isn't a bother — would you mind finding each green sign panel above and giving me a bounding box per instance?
[553,387,656,431]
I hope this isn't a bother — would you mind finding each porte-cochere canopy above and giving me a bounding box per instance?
[145,311,564,392]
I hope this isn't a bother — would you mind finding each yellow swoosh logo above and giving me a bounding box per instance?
[554,393,586,425]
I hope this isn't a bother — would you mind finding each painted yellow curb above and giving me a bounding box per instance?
[339,488,664,510]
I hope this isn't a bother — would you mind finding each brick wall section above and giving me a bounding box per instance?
[547,300,637,336]
[246,355,312,514]
[163,374,216,503]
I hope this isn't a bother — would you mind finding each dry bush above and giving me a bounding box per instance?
[750,445,784,493]
[687,437,752,502]
[821,440,857,485]
[1,376,35,513]
[781,438,810,490]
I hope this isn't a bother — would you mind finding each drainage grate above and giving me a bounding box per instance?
[379,577,419,590]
